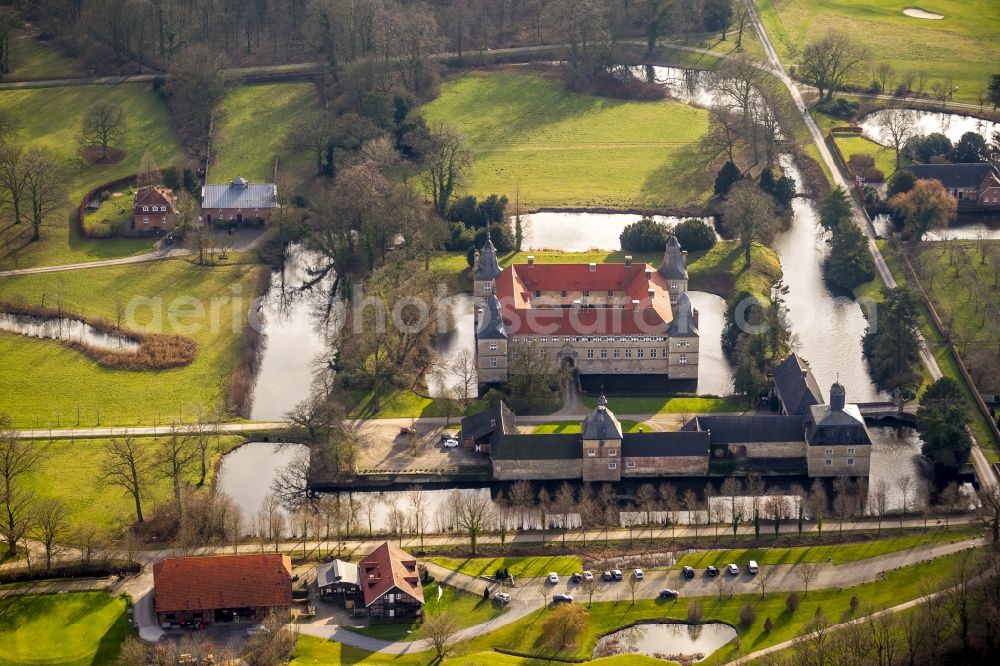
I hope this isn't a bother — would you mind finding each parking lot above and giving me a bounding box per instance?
[353,421,490,473]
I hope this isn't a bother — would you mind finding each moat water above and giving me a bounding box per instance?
[594,622,738,662]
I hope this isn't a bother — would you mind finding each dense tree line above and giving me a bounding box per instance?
[619,216,716,253]
[819,188,875,292]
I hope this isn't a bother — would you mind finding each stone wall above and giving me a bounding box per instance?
[728,442,806,459]
[492,459,582,480]
[623,455,708,476]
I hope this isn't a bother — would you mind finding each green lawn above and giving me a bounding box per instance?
[578,395,742,414]
[345,388,488,420]
[533,419,643,434]
[343,582,506,642]
[82,189,136,237]
[0,84,182,269]
[420,70,717,210]
[0,259,265,427]
[211,83,319,184]
[0,592,129,665]
[18,435,244,533]
[833,134,907,180]
[675,528,979,568]
[4,34,84,80]
[293,549,975,665]
[430,555,584,579]
[756,0,1000,104]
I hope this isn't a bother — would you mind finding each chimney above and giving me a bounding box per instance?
[572,299,582,309]
[647,288,655,301]
[473,250,481,270]
[589,262,597,272]
[624,255,633,269]
[645,268,652,281]
[632,299,641,312]
[527,255,535,267]
[802,369,808,378]
[693,308,700,329]
[682,250,688,267]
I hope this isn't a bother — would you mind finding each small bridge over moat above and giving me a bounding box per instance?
[857,401,918,426]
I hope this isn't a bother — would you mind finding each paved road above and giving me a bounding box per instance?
[742,0,996,490]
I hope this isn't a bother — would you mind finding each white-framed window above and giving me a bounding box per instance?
[534,290,541,298]
[608,462,617,470]
[142,216,149,225]
[650,349,657,358]
[583,290,589,297]
[847,447,855,455]
[608,449,617,457]
[613,349,621,359]
[625,349,632,359]
[540,337,548,343]
[161,216,166,224]
[637,349,644,359]
[560,290,567,297]
[484,282,493,293]
[588,449,596,457]
[825,459,832,466]
[142,206,149,212]
[670,282,677,289]
[600,349,607,359]
[489,358,497,368]
[626,461,636,468]
[825,448,833,455]
[587,349,594,359]
[847,458,855,466]
[489,342,498,351]
[679,355,687,365]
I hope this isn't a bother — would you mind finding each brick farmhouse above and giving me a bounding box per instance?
[201,176,279,225]
[152,553,292,628]
[130,186,176,236]
[904,163,1000,207]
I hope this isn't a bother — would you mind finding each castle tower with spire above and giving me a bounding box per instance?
[580,395,624,482]
[474,233,502,303]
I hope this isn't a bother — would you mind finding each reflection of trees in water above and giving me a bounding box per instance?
[687,622,703,641]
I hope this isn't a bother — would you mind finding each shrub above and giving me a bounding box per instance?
[714,161,742,196]
[865,168,885,183]
[772,175,797,207]
[848,153,875,170]
[620,217,671,252]
[687,599,704,623]
[541,604,590,651]
[816,97,859,119]
[446,221,476,252]
[764,616,773,632]
[786,592,800,612]
[887,169,916,197]
[740,603,757,627]
[673,218,716,251]
[850,595,860,612]
[473,223,515,254]
[825,219,876,291]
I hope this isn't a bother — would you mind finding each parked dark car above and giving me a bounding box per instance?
[682,566,695,579]
[612,569,624,581]
[571,572,583,583]
[707,566,720,577]
[659,588,679,599]
[552,594,574,605]
[602,570,614,581]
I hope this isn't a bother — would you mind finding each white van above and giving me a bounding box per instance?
[747,560,759,574]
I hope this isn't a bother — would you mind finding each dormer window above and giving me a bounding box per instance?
[142,206,149,212]
[560,290,567,298]
[534,290,541,298]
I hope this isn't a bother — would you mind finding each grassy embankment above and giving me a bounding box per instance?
[0,592,129,665]
[292,548,975,665]
[345,581,507,642]
[0,260,264,427]
[0,84,181,269]
[756,0,1000,104]
[420,70,717,211]
[854,239,1000,459]
[4,33,84,79]
[430,555,584,579]
[210,83,319,184]
[16,435,245,533]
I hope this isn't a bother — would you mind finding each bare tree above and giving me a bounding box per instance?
[422,123,471,215]
[627,571,641,604]
[289,110,332,175]
[452,348,478,406]
[157,425,197,519]
[896,474,912,527]
[554,481,576,544]
[869,478,888,535]
[939,481,961,527]
[682,488,699,537]
[795,563,818,595]
[706,105,743,163]
[733,2,752,49]
[271,447,312,512]
[423,612,460,661]
[101,436,151,524]
[22,147,66,241]
[720,477,743,538]
[0,142,26,225]
[877,109,915,170]
[800,31,869,100]
[450,490,493,554]
[721,181,777,267]
[32,498,69,572]
[755,565,775,599]
[79,101,126,161]
[635,482,657,540]
[509,480,534,530]
[408,486,428,548]
[0,423,42,557]
[358,493,378,537]
[872,63,896,93]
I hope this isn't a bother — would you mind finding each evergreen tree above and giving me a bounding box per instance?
[714,161,742,196]
[820,187,852,230]
[825,219,875,290]
[919,378,973,484]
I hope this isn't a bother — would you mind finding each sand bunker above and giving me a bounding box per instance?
[903,7,944,19]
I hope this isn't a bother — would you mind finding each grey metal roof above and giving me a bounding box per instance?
[658,235,688,280]
[668,292,698,337]
[622,431,710,457]
[317,560,360,588]
[691,415,806,444]
[492,434,581,460]
[477,295,507,340]
[476,236,502,281]
[201,177,278,210]
[772,354,824,416]
[805,402,872,446]
[904,163,1000,190]
[581,396,623,440]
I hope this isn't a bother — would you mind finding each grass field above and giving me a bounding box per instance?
[578,395,741,414]
[292,549,973,665]
[675,528,978,568]
[756,0,1000,104]
[0,259,265,427]
[345,582,506,642]
[211,83,319,183]
[420,70,717,210]
[833,134,906,179]
[345,388,488,419]
[533,419,643,434]
[18,435,244,533]
[5,34,84,80]
[0,592,128,665]
[0,84,182,269]
[430,555,584,579]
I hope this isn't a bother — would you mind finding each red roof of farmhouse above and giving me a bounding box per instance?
[492,262,674,335]
[153,554,292,613]
[359,542,425,607]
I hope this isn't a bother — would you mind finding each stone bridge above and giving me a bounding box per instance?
[857,401,918,426]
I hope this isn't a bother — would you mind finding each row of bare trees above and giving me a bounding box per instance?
[0,111,65,243]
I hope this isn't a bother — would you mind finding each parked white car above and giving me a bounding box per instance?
[633,568,645,580]
[442,438,460,448]
[582,571,594,582]
[548,572,560,584]
[747,560,759,574]
[494,592,511,605]
[727,563,740,576]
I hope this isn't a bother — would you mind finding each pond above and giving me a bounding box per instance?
[216,441,308,533]
[594,622,738,662]
[860,109,999,146]
[521,211,715,252]
[250,244,337,421]
[0,312,140,352]
[872,213,1000,241]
